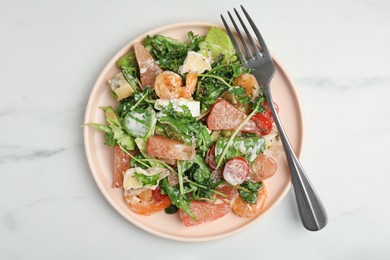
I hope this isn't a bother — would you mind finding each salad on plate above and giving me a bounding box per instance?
[85,27,280,227]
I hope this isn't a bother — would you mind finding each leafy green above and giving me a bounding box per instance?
[181,155,211,183]
[196,56,247,112]
[86,107,135,150]
[199,27,236,63]
[123,105,156,138]
[116,87,156,117]
[190,155,211,183]
[134,172,159,186]
[83,123,116,147]
[178,155,220,201]
[164,204,179,214]
[144,32,205,72]
[215,136,265,165]
[116,51,141,91]
[228,86,251,104]
[238,181,263,204]
[160,178,196,220]
[157,102,212,156]
[110,125,135,150]
[129,152,148,169]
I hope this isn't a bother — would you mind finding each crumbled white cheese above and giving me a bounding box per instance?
[154,98,201,117]
[178,51,211,74]
[123,167,169,191]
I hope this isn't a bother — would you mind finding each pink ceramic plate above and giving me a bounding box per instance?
[84,22,304,242]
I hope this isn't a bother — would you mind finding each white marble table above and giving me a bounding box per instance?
[1,0,389,258]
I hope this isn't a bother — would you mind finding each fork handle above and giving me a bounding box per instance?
[263,86,328,231]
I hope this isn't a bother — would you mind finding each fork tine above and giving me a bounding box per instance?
[233,8,262,59]
[240,5,269,56]
[220,14,245,64]
[227,11,253,59]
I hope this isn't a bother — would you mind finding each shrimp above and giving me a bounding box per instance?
[124,189,172,216]
[180,71,197,99]
[154,71,197,99]
[235,73,260,99]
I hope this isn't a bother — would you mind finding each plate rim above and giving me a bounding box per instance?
[83,21,305,242]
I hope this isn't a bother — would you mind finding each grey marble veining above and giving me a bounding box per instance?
[0,146,66,164]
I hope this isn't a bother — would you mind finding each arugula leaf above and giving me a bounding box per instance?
[116,51,141,91]
[238,181,263,204]
[164,204,179,214]
[181,155,211,183]
[116,87,155,117]
[134,172,159,186]
[86,107,135,150]
[160,178,196,220]
[157,102,212,156]
[145,32,205,72]
[83,123,116,147]
[215,136,265,165]
[228,86,251,104]
[110,124,135,150]
[129,152,148,169]
[196,57,248,112]
[179,155,221,201]
[191,155,211,183]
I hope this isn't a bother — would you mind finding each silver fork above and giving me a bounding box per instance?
[221,6,328,231]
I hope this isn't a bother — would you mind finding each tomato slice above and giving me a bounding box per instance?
[146,135,195,160]
[124,189,171,216]
[179,201,231,227]
[152,186,168,202]
[249,101,279,135]
[113,145,131,188]
[134,42,162,88]
[223,157,250,185]
[207,99,258,133]
[206,144,217,169]
[232,184,268,217]
[249,153,278,181]
[251,113,273,135]
[261,101,279,123]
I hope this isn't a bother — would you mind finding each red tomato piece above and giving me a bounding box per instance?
[249,154,278,181]
[134,42,163,88]
[179,201,231,227]
[261,101,279,123]
[207,99,258,133]
[223,157,250,185]
[251,113,273,135]
[146,135,195,160]
[206,144,217,169]
[113,145,132,188]
[152,186,168,202]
